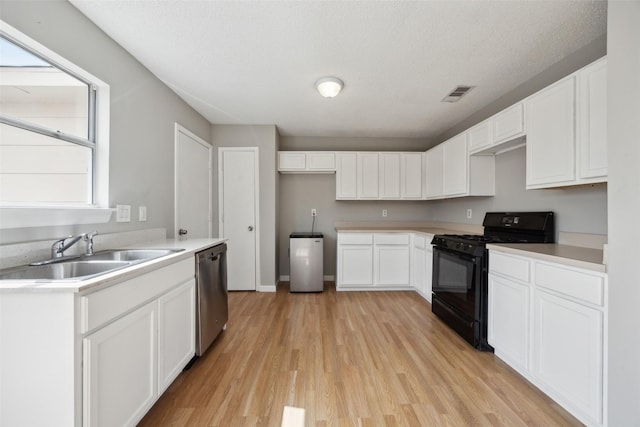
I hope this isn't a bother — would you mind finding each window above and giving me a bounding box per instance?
[0,21,111,228]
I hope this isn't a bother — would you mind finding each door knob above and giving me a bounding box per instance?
[178,229,188,236]
[248,226,254,231]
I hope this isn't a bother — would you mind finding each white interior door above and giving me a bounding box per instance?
[219,147,259,291]
[175,124,212,239]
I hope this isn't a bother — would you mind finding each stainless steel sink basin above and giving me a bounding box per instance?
[0,248,185,282]
[0,261,132,281]
[86,248,184,262]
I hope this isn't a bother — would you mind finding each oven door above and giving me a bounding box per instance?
[432,246,479,320]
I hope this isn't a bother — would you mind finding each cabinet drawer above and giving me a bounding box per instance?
[413,234,427,249]
[374,233,410,245]
[338,233,373,245]
[489,251,530,283]
[80,258,195,334]
[534,262,604,306]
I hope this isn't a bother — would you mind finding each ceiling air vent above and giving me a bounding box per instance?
[441,85,475,103]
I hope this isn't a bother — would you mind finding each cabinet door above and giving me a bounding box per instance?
[278,152,306,171]
[357,152,380,199]
[467,119,493,153]
[424,247,433,302]
[578,58,607,180]
[158,279,196,394]
[375,245,410,286]
[526,76,576,188]
[379,153,401,199]
[308,152,336,171]
[83,302,157,427]
[533,290,603,424]
[493,102,525,143]
[411,245,426,294]
[336,152,357,199]
[425,145,444,198]
[338,245,373,286]
[443,133,468,196]
[401,153,423,199]
[488,274,530,374]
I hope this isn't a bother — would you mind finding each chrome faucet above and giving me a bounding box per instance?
[51,234,85,259]
[83,231,99,256]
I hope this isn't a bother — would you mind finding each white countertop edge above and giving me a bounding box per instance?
[0,237,227,293]
[487,243,606,274]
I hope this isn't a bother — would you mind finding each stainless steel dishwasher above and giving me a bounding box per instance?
[195,243,228,356]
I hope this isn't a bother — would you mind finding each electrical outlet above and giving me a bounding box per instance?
[116,204,131,222]
[311,208,317,217]
[382,209,388,217]
[467,209,473,219]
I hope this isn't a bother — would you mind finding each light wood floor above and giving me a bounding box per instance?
[139,283,581,426]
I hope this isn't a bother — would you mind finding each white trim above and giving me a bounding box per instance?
[174,123,212,238]
[279,275,335,282]
[218,147,261,291]
[0,21,110,228]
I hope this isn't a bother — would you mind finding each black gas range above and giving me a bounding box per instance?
[431,212,554,351]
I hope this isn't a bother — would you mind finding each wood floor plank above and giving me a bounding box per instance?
[139,283,582,426]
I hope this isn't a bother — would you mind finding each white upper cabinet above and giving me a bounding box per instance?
[278,151,336,173]
[357,152,380,199]
[425,134,494,200]
[401,152,423,199]
[526,75,577,188]
[424,144,444,198]
[443,133,468,196]
[379,152,401,199]
[526,57,608,189]
[467,119,493,153]
[578,57,607,180]
[493,102,526,144]
[336,151,423,200]
[335,152,358,199]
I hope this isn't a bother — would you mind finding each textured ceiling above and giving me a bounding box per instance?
[69,0,607,139]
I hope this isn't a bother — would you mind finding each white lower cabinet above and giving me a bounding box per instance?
[82,265,196,427]
[410,234,433,302]
[337,232,411,290]
[488,273,530,374]
[534,289,603,424]
[488,249,606,427]
[83,302,158,427]
[337,233,374,286]
[158,279,196,393]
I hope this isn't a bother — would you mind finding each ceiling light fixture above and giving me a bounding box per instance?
[315,76,343,98]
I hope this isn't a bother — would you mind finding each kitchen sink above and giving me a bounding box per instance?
[0,248,185,282]
[86,248,184,262]
[0,261,132,281]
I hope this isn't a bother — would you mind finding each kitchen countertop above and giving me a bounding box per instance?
[487,243,606,273]
[0,237,226,293]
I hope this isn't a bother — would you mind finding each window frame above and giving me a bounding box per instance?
[0,20,112,228]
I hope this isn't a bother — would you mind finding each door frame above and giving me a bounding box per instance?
[218,146,260,291]
[174,123,212,238]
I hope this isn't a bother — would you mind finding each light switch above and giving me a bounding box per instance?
[116,204,131,222]
[139,206,147,222]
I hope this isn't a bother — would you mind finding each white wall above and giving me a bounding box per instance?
[0,0,212,244]
[606,3,640,425]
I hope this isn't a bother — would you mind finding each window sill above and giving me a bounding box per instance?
[0,207,115,229]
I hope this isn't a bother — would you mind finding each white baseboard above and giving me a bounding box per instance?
[259,284,277,292]
[278,275,334,282]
